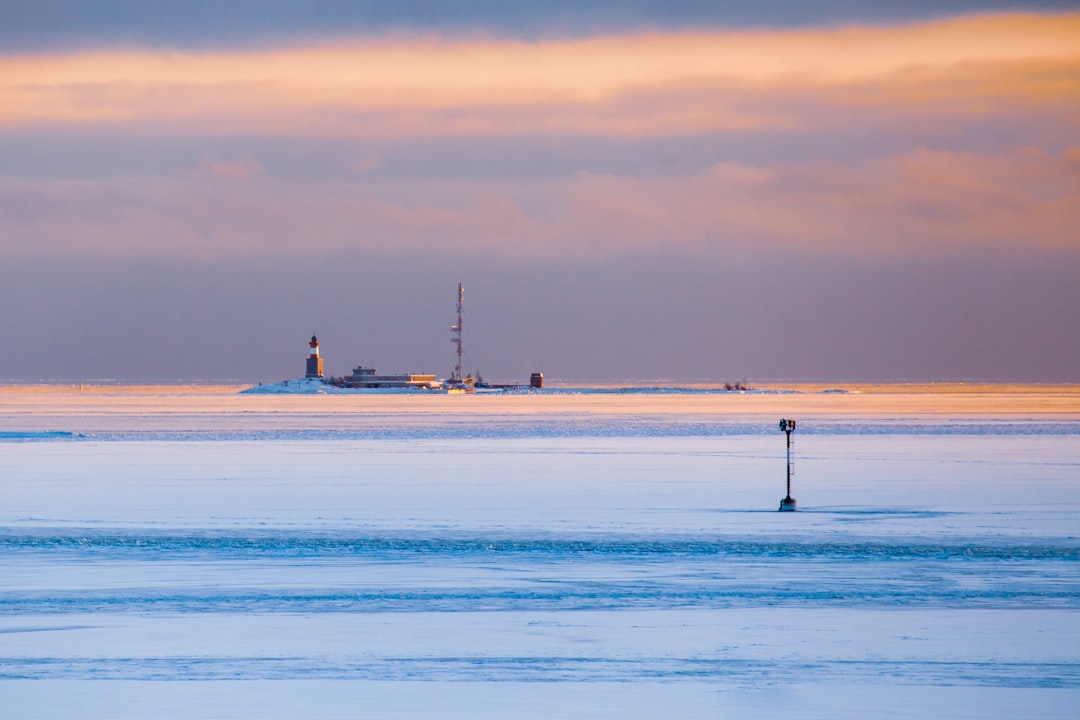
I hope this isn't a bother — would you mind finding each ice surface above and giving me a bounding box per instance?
[0,385,1078,718]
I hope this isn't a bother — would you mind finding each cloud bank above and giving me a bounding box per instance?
[2,14,1077,138]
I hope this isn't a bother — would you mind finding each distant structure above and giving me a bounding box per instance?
[778,418,797,511]
[450,282,465,384]
[339,366,440,390]
[443,283,541,392]
[447,283,475,391]
[261,301,549,394]
[284,288,543,394]
[306,335,324,378]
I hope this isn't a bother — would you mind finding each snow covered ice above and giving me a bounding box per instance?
[0,385,1078,718]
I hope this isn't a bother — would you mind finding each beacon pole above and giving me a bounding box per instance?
[778,419,797,512]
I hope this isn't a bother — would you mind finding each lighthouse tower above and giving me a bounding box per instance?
[306,335,324,378]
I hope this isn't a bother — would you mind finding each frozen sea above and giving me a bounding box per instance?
[1,384,1078,718]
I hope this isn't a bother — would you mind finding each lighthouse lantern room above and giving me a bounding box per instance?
[306,335,324,379]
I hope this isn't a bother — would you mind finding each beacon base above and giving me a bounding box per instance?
[778,496,797,512]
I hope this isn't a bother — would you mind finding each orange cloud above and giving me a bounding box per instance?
[0,13,1077,138]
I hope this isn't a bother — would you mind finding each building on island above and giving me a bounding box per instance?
[338,366,441,390]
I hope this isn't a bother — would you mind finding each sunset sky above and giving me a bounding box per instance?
[1,1,1077,383]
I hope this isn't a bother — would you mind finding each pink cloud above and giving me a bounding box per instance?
[350,156,381,174]
[199,158,263,181]
[1,147,1076,261]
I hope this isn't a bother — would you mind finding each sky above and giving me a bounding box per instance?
[1,1,1078,383]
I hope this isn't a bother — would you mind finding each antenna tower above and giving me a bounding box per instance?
[451,283,464,382]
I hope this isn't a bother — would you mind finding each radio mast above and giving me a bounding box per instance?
[451,283,464,383]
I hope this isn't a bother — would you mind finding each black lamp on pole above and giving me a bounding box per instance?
[779,419,797,512]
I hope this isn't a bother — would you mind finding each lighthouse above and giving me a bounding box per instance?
[306,335,324,378]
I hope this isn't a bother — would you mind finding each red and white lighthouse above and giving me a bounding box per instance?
[306,334,324,378]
